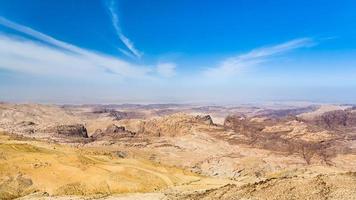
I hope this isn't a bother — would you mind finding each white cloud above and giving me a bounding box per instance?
[0,17,85,55]
[0,17,150,79]
[156,63,177,77]
[204,38,315,78]
[107,0,143,58]
[118,48,136,59]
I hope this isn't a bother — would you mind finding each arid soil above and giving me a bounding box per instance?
[0,102,355,199]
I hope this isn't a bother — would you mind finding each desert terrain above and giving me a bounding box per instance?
[0,102,356,199]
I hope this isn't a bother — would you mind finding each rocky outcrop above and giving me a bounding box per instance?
[53,124,88,138]
[222,115,345,165]
[17,121,36,126]
[115,151,128,158]
[91,124,135,139]
[136,113,215,137]
[108,111,129,120]
[305,110,356,130]
[91,108,115,114]
[91,107,142,120]
[224,115,265,134]
[195,115,214,125]
[255,106,317,119]
[105,124,126,133]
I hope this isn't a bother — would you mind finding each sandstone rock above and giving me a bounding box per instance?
[24,128,35,134]
[94,128,103,135]
[109,111,129,120]
[134,113,217,137]
[54,124,88,138]
[224,115,246,128]
[90,129,103,138]
[195,115,214,125]
[92,108,131,120]
[17,121,36,126]
[306,110,356,130]
[91,108,115,114]
[224,115,264,133]
[317,110,348,128]
[115,151,128,158]
[91,124,135,139]
[105,124,126,133]
[222,115,342,165]
[256,106,317,119]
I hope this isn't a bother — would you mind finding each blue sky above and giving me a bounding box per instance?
[0,0,356,104]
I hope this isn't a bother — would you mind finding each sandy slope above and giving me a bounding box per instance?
[0,133,231,199]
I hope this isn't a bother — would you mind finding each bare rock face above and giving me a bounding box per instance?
[108,111,129,120]
[195,115,214,125]
[91,108,115,114]
[255,106,317,119]
[54,124,88,138]
[136,113,215,137]
[91,107,142,120]
[224,115,265,134]
[91,124,135,139]
[92,107,128,120]
[314,110,348,128]
[17,121,36,126]
[222,115,346,165]
[105,124,126,133]
[90,130,101,139]
[223,114,246,128]
[92,129,103,135]
[306,110,356,130]
[12,121,36,134]
[115,151,128,158]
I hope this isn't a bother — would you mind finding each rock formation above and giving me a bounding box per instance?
[134,113,214,137]
[304,109,356,130]
[195,115,214,125]
[91,124,135,139]
[105,124,126,133]
[52,124,88,138]
[222,115,347,165]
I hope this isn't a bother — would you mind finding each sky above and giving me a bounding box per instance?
[0,0,356,104]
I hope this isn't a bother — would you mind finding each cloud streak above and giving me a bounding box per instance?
[0,16,85,55]
[204,38,315,78]
[0,17,150,78]
[107,0,143,58]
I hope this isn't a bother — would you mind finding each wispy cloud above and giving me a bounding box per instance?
[204,38,315,77]
[118,48,136,59]
[0,17,150,78]
[156,63,177,77]
[106,0,143,59]
[0,17,85,55]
